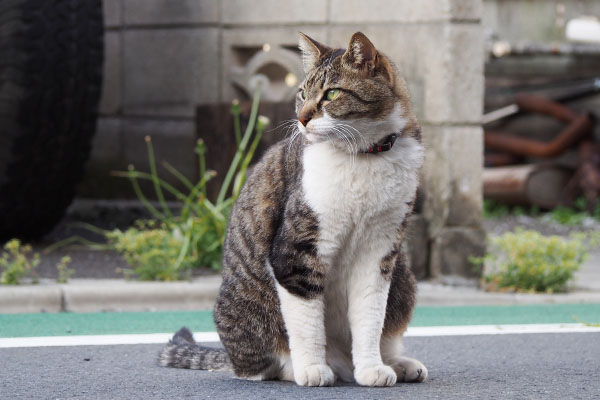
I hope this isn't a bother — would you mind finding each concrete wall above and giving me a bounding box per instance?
[483,0,600,43]
[84,0,486,279]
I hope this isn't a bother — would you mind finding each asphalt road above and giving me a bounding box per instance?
[2,333,599,400]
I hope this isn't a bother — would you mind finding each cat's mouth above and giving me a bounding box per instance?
[297,121,327,143]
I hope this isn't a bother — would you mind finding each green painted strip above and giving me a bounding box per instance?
[0,304,599,338]
[0,311,215,338]
[411,304,600,327]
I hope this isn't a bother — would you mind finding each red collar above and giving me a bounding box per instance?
[360,134,397,154]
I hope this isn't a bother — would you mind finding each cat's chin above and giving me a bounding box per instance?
[304,132,327,143]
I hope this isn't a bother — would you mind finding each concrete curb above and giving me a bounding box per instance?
[2,277,600,314]
[0,276,221,314]
[416,283,600,306]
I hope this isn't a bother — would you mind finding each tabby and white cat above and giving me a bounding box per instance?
[160,32,426,387]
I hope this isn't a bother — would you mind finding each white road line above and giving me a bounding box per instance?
[404,323,600,337]
[1,324,599,348]
[0,332,220,348]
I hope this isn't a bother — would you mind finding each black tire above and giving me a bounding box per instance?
[0,0,104,242]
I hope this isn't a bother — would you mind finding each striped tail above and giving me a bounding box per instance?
[158,327,232,371]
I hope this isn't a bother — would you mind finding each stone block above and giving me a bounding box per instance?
[404,214,429,280]
[329,0,481,23]
[221,0,327,25]
[421,125,452,237]
[449,0,482,20]
[78,118,131,199]
[121,118,198,191]
[99,31,121,115]
[123,28,219,117]
[421,125,483,235]
[221,27,326,101]
[103,0,121,28]
[446,127,483,227]
[429,227,485,279]
[123,0,219,25]
[89,118,123,168]
[423,23,484,124]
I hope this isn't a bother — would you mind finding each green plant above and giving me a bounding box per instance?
[0,239,40,285]
[482,199,540,219]
[105,86,269,281]
[483,199,510,219]
[550,206,586,225]
[475,229,595,293]
[56,256,74,283]
[550,198,600,225]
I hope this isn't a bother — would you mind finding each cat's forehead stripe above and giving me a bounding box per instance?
[306,50,344,89]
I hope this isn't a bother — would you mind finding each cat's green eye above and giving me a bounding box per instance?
[300,89,306,100]
[326,89,340,101]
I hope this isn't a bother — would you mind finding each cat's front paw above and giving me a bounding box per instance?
[355,364,397,387]
[392,357,428,383]
[294,364,335,387]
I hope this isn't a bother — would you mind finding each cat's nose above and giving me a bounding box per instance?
[299,116,311,126]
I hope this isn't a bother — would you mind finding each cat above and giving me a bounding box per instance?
[159,31,427,387]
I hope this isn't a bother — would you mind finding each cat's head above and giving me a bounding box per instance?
[295,32,419,152]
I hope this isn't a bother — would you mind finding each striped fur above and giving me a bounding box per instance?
[160,32,427,387]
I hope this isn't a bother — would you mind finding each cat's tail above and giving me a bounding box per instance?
[158,327,232,371]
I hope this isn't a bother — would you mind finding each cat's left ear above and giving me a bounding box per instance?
[342,32,379,76]
[298,33,330,74]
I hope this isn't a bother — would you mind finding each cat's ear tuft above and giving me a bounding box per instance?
[342,32,378,76]
[298,33,329,74]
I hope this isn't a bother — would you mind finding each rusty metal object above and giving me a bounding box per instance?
[483,91,600,208]
[514,93,579,123]
[484,153,522,167]
[485,113,593,158]
[564,140,600,211]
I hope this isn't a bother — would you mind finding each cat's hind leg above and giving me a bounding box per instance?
[381,334,428,383]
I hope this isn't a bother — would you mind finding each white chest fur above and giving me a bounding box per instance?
[302,137,423,263]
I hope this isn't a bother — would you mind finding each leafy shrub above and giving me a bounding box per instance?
[0,239,40,285]
[106,87,269,280]
[476,229,595,293]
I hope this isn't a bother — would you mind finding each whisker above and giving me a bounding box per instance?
[338,126,359,155]
[338,123,368,149]
[287,127,301,153]
[332,127,355,164]
[268,119,297,134]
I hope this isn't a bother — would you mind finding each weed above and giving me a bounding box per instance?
[105,86,269,280]
[56,256,74,284]
[550,206,586,225]
[0,239,40,285]
[474,229,597,293]
[549,198,600,225]
[483,199,540,219]
[483,199,510,219]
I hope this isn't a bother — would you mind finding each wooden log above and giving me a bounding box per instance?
[484,164,573,209]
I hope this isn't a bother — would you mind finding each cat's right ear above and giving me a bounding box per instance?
[298,33,329,74]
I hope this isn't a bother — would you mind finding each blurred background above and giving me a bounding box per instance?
[1,0,599,292]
